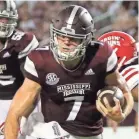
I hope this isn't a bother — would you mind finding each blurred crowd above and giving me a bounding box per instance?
[15,0,138,44]
[15,0,138,130]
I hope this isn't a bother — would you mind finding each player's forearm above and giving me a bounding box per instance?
[4,113,20,139]
[123,92,134,117]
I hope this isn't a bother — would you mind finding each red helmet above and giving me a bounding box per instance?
[98,31,137,66]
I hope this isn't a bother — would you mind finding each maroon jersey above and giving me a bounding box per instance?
[24,41,117,136]
[0,30,39,99]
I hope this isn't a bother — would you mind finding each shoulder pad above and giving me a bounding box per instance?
[124,56,138,65]
[9,30,39,58]
[11,30,35,42]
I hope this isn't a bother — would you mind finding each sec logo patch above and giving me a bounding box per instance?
[46,73,59,85]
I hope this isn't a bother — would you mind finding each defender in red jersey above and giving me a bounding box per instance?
[98,31,139,131]
[98,31,138,111]
[5,5,134,139]
[0,0,39,138]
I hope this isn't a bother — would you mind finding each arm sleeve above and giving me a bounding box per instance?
[24,56,40,84]
[18,33,39,59]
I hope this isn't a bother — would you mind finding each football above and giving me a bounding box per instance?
[97,86,125,109]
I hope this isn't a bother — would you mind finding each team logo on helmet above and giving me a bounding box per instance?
[98,31,137,66]
[46,73,59,85]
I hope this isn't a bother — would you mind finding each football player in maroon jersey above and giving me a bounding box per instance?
[98,31,139,132]
[0,0,39,138]
[4,5,134,139]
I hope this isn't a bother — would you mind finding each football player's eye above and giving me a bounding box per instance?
[57,35,64,39]
[71,38,82,44]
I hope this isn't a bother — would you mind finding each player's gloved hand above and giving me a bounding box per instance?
[96,97,126,123]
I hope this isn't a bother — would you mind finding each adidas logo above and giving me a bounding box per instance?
[85,69,95,75]
[3,52,11,58]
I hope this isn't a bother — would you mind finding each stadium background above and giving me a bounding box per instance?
[15,0,138,138]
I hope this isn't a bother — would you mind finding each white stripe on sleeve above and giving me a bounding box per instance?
[18,35,39,59]
[106,51,118,72]
[126,74,139,90]
[120,65,139,90]
[24,57,38,78]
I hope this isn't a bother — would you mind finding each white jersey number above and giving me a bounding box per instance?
[65,96,84,121]
[11,32,25,41]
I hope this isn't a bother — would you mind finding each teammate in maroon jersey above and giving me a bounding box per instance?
[98,31,139,132]
[0,0,39,138]
[4,5,134,139]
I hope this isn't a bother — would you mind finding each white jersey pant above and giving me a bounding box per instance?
[0,99,41,139]
[20,113,103,139]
